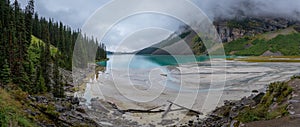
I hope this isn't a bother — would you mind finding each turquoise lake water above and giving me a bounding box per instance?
[97,54,233,69]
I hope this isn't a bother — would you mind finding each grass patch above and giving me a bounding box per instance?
[235,39,269,56]
[29,35,61,67]
[29,35,59,65]
[0,87,36,127]
[31,35,59,56]
[237,59,300,63]
[230,56,300,63]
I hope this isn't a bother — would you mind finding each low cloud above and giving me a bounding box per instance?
[17,0,300,52]
[194,0,300,20]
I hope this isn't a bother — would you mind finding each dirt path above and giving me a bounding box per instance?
[245,79,300,127]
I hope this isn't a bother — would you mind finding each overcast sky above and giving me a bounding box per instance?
[17,0,300,52]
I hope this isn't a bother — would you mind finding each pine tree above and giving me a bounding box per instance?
[12,0,31,90]
[8,0,16,77]
[0,20,4,64]
[0,59,11,85]
[32,13,40,38]
[39,38,51,92]
[26,60,36,93]
[44,33,52,92]
[1,0,10,66]
[34,66,46,94]
[25,0,34,45]
[23,0,35,87]
[53,56,64,98]
[19,64,30,91]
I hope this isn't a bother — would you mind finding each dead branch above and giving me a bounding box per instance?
[167,100,203,115]
[120,105,166,113]
[121,109,165,113]
[146,105,166,111]
[162,103,173,118]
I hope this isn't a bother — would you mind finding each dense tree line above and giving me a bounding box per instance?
[0,0,107,97]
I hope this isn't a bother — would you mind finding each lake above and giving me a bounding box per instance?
[97,54,235,69]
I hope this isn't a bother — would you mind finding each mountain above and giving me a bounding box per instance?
[137,17,300,56]
[136,25,206,55]
[215,17,300,42]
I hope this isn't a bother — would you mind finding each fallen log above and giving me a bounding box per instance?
[146,105,166,111]
[107,102,166,113]
[162,103,173,118]
[121,109,165,113]
[121,107,185,114]
[167,100,203,115]
[121,105,166,113]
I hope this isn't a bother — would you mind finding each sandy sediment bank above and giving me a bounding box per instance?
[79,59,300,126]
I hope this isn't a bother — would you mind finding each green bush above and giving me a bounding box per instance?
[291,75,300,79]
[236,81,293,123]
[266,104,289,120]
[237,106,266,122]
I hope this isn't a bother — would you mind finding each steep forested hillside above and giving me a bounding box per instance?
[0,0,107,94]
[0,0,107,126]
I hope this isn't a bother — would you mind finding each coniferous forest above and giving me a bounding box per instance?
[0,0,107,96]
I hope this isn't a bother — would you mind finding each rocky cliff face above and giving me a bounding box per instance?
[214,17,299,42]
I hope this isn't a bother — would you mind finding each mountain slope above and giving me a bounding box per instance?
[224,27,300,56]
[136,26,206,55]
[137,17,300,56]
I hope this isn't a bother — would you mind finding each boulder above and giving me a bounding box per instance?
[261,50,283,57]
